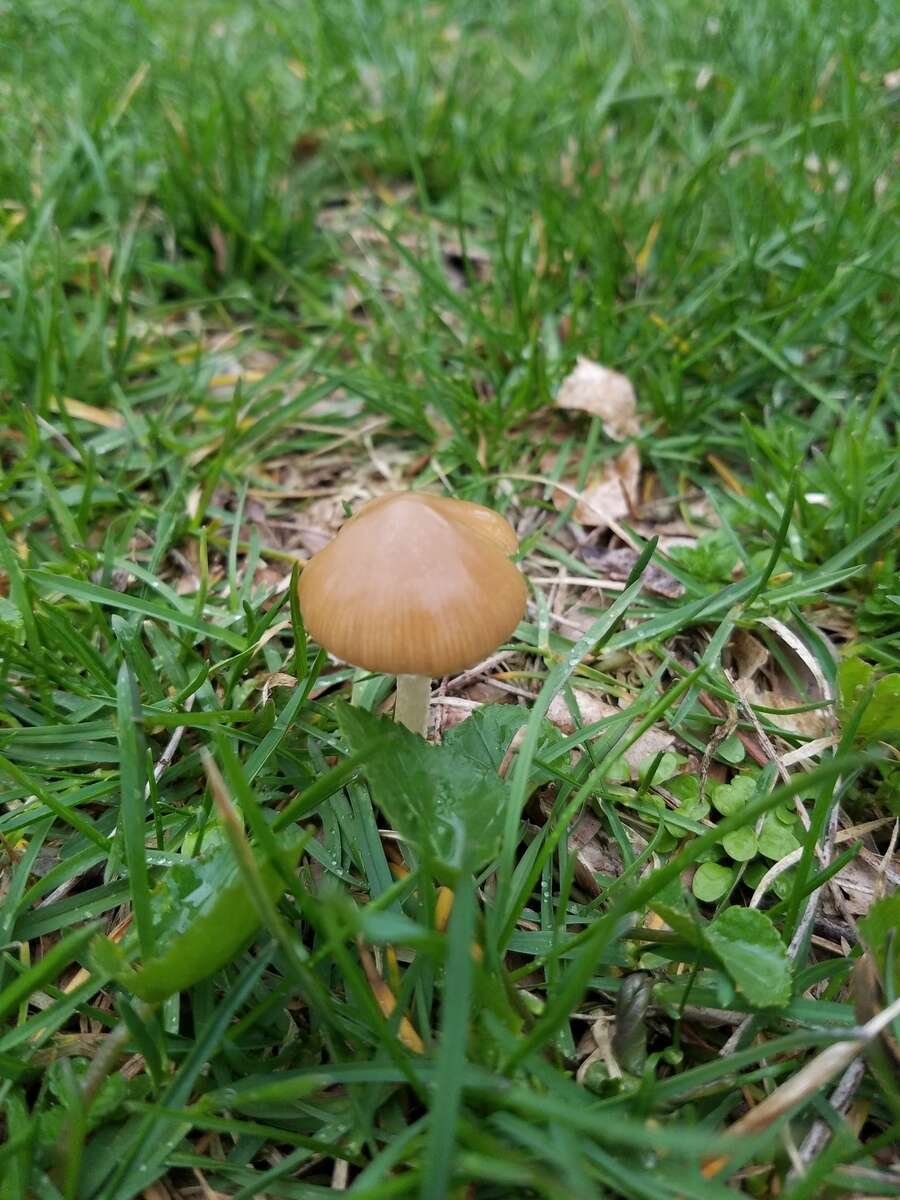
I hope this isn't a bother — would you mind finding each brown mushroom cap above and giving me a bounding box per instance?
[297,492,527,675]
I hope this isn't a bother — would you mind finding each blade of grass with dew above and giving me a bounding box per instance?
[116,661,154,957]
[492,552,656,942]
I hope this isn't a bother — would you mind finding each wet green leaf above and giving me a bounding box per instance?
[704,906,792,1008]
[92,837,302,1002]
[839,657,900,742]
[691,862,733,902]
[721,827,757,862]
[859,893,900,977]
[717,733,746,764]
[757,812,801,861]
[711,775,755,816]
[339,703,539,879]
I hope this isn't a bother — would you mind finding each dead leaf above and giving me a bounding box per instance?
[547,689,615,735]
[539,800,623,896]
[292,494,351,555]
[829,854,882,917]
[259,672,297,705]
[576,1017,622,1085]
[751,689,828,739]
[556,357,640,440]
[580,545,685,598]
[546,689,674,773]
[48,397,125,430]
[357,942,424,1054]
[552,444,641,529]
[731,628,769,681]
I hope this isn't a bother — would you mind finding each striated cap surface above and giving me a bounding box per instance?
[297,492,527,675]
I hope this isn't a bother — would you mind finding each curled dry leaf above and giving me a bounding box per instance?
[552,443,641,530]
[259,671,297,705]
[556,357,641,440]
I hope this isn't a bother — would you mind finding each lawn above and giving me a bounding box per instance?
[1,0,899,1197]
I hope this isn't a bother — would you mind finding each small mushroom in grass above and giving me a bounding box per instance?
[298,492,527,736]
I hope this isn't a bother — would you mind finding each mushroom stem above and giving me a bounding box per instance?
[394,674,430,737]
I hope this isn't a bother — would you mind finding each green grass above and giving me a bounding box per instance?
[1,0,899,1197]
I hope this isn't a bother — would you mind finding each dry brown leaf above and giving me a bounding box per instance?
[292,494,352,555]
[576,1017,622,1085]
[830,854,883,917]
[546,689,674,772]
[556,357,640,440]
[357,943,424,1054]
[623,725,676,771]
[751,688,829,739]
[539,800,623,896]
[580,545,685,598]
[259,671,297,705]
[731,628,769,680]
[552,444,641,529]
[546,688,615,735]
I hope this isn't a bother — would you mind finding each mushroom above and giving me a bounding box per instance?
[297,491,527,736]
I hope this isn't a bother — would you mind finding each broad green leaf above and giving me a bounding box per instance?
[859,893,900,977]
[711,776,755,816]
[838,656,874,712]
[691,862,733,902]
[638,751,679,784]
[839,657,900,742]
[443,703,565,788]
[721,827,757,862]
[338,703,524,879]
[757,812,801,861]
[704,906,792,1008]
[668,532,738,584]
[860,675,900,741]
[649,878,702,943]
[668,774,699,803]
[92,839,301,1002]
[666,774,709,826]
[442,703,528,771]
[717,733,746,764]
